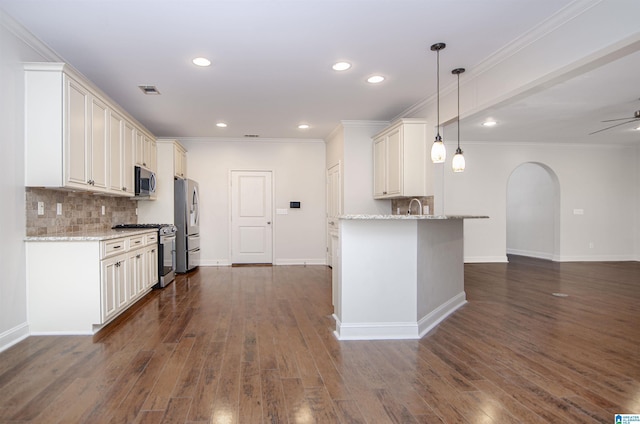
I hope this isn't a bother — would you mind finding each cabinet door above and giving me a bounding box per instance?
[147,137,157,173]
[90,97,109,190]
[146,245,159,288]
[373,137,386,197]
[174,145,186,178]
[116,257,128,310]
[135,131,146,167]
[109,110,123,193]
[129,250,145,300]
[122,121,135,195]
[65,78,90,188]
[101,255,125,322]
[386,128,402,196]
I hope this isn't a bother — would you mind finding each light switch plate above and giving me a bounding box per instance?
[276,208,288,215]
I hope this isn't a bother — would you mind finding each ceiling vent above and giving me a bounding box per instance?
[138,85,161,95]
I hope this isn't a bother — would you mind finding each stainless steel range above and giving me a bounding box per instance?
[112,223,177,288]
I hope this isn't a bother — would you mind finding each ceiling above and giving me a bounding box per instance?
[1,0,639,144]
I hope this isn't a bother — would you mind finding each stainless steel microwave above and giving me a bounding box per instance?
[134,166,156,197]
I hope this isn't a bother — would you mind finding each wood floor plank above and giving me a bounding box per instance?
[261,368,287,424]
[238,360,263,423]
[159,397,192,424]
[0,258,637,423]
[142,337,195,411]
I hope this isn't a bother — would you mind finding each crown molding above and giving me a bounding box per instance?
[397,0,603,120]
[1,10,62,62]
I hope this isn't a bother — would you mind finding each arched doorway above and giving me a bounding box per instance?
[506,162,560,260]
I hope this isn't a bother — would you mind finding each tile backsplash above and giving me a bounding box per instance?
[391,196,434,215]
[26,188,138,236]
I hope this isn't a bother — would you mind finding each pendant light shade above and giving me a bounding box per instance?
[431,135,446,163]
[452,147,465,172]
[430,43,446,163]
[451,67,466,172]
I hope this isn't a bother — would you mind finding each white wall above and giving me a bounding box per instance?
[0,12,54,350]
[506,163,557,260]
[342,121,389,215]
[444,141,638,262]
[326,121,389,215]
[179,138,327,265]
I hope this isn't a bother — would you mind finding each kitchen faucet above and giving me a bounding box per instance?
[407,198,422,215]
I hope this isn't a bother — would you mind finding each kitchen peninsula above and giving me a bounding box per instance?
[333,214,486,340]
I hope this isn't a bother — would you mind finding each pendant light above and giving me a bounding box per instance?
[451,67,466,172]
[430,42,446,163]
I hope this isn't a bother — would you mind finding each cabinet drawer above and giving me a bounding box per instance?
[146,233,158,245]
[129,235,145,249]
[101,238,126,259]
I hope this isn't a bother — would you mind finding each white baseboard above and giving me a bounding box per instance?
[199,259,328,266]
[417,292,467,338]
[0,322,29,353]
[333,292,467,341]
[555,254,638,262]
[199,259,231,266]
[334,320,420,340]
[273,258,327,266]
[506,248,554,260]
[464,255,508,263]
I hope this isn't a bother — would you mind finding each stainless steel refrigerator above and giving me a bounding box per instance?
[174,178,200,273]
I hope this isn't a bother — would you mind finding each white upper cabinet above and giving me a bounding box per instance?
[24,62,154,196]
[174,142,187,179]
[135,131,157,173]
[108,111,135,196]
[373,119,431,199]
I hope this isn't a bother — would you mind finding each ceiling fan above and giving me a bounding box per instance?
[589,110,640,135]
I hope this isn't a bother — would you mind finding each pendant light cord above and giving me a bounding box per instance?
[436,49,440,136]
[457,71,460,149]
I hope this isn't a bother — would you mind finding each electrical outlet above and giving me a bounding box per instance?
[589,242,594,249]
[37,201,44,216]
[56,203,62,215]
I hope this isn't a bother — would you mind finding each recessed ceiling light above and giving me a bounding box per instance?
[367,75,385,84]
[482,120,497,127]
[192,57,211,67]
[332,62,351,71]
[216,122,227,128]
[298,124,310,129]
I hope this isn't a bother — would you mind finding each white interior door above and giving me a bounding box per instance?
[231,171,273,264]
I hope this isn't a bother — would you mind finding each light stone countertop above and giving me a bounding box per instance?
[24,228,157,242]
[339,214,488,220]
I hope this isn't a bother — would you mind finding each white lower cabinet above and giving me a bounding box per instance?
[101,253,127,323]
[26,230,157,334]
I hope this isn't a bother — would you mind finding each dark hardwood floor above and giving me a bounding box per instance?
[0,256,639,423]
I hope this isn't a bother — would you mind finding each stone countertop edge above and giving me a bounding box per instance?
[24,228,157,242]
[339,214,489,220]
